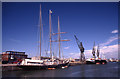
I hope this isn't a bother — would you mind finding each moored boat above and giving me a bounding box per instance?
[86,43,107,64]
[86,58,107,64]
[18,59,69,70]
[17,4,70,70]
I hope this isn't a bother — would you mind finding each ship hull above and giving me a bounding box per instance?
[17,62,69,70]
[86,60,107,64]
[17,65,48,70]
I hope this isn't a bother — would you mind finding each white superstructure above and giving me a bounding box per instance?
[20,59,44,66]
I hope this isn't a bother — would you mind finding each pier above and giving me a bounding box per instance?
[2,64,21,71]
[69,61,86,66]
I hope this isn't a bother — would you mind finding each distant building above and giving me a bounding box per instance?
[2,51,28,64]
[68,58,75,62]
[75,59,80,61]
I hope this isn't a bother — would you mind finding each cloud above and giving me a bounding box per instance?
[100,44,118,53]
[100,44,118,59]
[69,53,74,55]
[10,39,22,43]
[111,30,118,34]
[68,52,79,59]
[68,44,118,59]
[67,32,119,59]
[64,46,70,49]
[68,50,92,59]
[46,51,50,54]
[100,35,118,46]
[85,44,118,59]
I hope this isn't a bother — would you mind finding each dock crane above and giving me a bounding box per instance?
[74,35,85,62]
[92,42,96,59]
[96,44,100,58]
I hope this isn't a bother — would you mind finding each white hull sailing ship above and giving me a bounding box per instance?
[17,4,69,70]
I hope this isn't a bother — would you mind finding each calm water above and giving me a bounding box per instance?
[2,62,119,77]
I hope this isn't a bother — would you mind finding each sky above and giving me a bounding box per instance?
[2,2,118,59]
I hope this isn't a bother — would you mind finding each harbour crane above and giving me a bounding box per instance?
[96,44,100,58]
[74,35,85,62]
[92,42,96,59]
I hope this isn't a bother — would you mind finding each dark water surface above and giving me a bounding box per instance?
[2,62,119,77]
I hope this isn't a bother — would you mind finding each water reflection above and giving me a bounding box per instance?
[2,62,119,77]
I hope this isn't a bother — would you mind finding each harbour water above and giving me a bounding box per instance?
[2,62,119,77]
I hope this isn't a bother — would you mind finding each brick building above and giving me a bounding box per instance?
[2,51,28,64]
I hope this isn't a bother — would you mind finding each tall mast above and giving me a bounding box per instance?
[51,16,70,60]
[39,4,42,60]
[49,10,52,58]
[58,16,61,59]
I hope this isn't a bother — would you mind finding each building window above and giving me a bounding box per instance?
[10,55,14,59]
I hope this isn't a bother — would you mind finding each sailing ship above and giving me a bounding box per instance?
[17,4,69,70]
[86,42,107,64]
